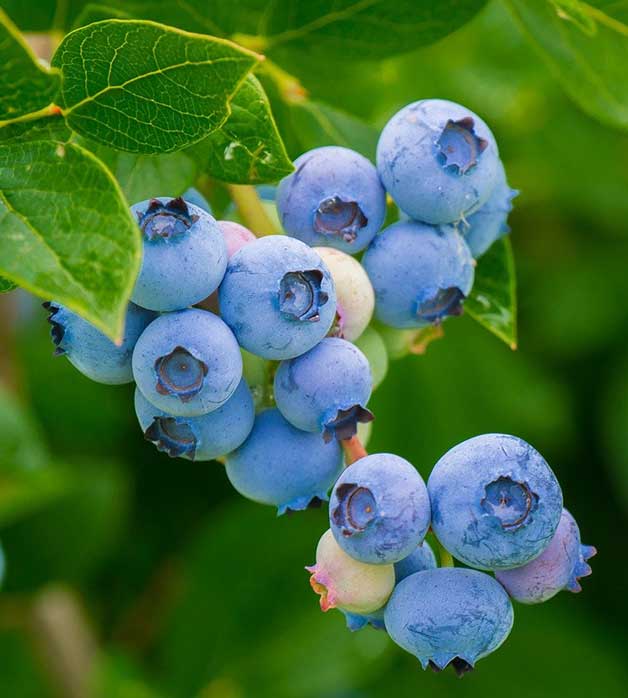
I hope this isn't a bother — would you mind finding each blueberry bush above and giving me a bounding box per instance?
[1,2,627,697]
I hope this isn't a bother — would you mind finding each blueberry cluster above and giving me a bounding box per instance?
[312,435,595,675]
[43,99,593,676]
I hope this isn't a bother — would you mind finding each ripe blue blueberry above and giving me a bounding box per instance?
[460,161,518,258]
[219,236,336,360]
[385,568,514,675]
[329,454,431,564]
[277,146,386,253]
[134,379,254,461]
[132,308,242,417]
[343,541,437,631]
[130,197,227,311]
[377,99,500,224]
[274,337,373,442]
[43,301,155,384]
[495,508,596,603]
[362,220,474,329]
[226,409,343,514]
[428,434,563,570]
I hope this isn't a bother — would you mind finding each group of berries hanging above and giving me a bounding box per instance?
[44,99,595,675]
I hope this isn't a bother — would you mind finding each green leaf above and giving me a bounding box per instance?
[51,19,260,154]
[113,1,488,60]
[0,116,141,340]
[190,75,293,184]
[0,1,90,32]
[0,276,16,293]
[260,1,490,60]
[82,139,198,203]
[507,0,628,130]
[0,8,61,121]
[465,237,518,349]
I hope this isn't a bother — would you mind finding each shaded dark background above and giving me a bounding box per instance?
[1,2,628,696]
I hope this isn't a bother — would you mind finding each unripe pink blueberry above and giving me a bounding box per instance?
[217,221,256,258]
[495,508,596,603]
[314,247,374,341]
[306,529,394,614]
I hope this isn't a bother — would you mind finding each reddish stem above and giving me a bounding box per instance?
[341,435,367,466]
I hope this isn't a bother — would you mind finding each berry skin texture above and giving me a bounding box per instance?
[384,568,514,675]
[428,434,564,570]
[376,99,500,224]
[130,197,227,312]
[461,161,519,258]
[44,301,155,384]
[219,236,336,360]
[314,247,375,341]
[329,453,431,564]
[277,146,386,253]
[132,308,242,417]
[225,409,343,515]
[362,221,474,329]
[274,337,373,442]
[217,221,256,258]
[343,541,437,631]
[307,529,395,614]
[495,508,596,603]
[134,379,254,461]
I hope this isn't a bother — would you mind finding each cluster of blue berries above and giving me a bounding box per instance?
[311,435,595,675]
[42,98,593,676]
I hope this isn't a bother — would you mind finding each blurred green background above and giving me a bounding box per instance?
[1,2,628,696]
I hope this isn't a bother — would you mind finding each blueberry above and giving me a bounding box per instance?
[362,221,474,329]
[307,529,395,614]
[132,308,242,417]
[377,99,500,224]
[217,221,256,258]
[460,161,518,258]
[354,326,389,390]
[343,541,437,632]
[277,146,386,253]
[43,301,155,384]
[219,236,336,360]
[495,508,596,603]
[385,568,514,674]
[428,434,563,570]
[130,197,227,311]
[225,409,343,514]
[314,247,375,341]
[329,453,431,564]
[182,187,212,213]
[274,337,373,442]
[134,379,254,461]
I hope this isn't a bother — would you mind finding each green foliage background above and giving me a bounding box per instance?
[1,1,628,697]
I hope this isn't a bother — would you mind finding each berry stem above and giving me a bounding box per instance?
[226,184,278,237]
[437,540,455,568]
[341,435,368,466]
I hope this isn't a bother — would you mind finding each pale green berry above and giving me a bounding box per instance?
[306,529,394,614]
[354,326,388,389]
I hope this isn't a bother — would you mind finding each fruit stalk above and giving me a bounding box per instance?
[341,435,368,466]
[226,184,278,237]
